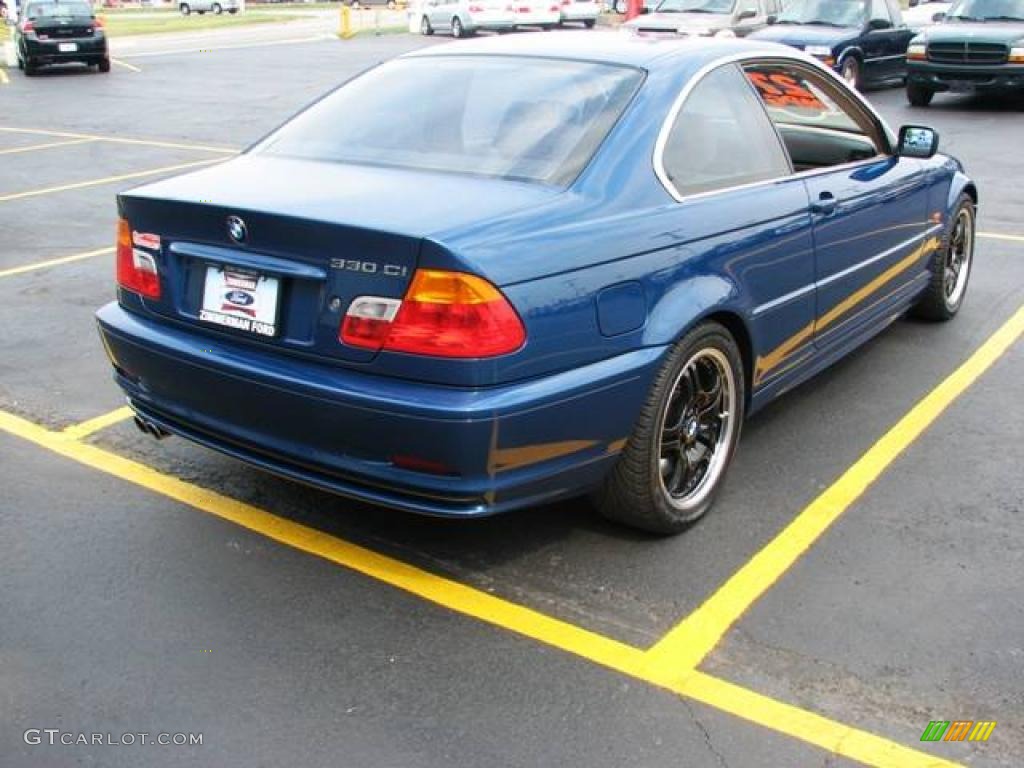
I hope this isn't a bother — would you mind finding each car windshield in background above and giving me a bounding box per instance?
[945,0,1024,20]
[776,0,867,25]
[26,1,92,16]
[254,57,644,187]
[654,0,736,14]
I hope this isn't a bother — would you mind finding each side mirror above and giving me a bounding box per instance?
[867,17,893,30]
[766,13,777,23]
[897,125,939,159]
[737,7,757,19]
[931,11,945,20]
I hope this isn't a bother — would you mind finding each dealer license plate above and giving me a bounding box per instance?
[199,267,279,337]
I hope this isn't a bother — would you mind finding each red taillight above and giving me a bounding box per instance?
[116,218,161,299]
[21,20,34,32]
[340,269,525,358]
[94,16,104,26]
[468,4,483,10]
[549,4,559,10]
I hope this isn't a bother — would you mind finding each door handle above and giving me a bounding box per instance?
[811,192,837,216]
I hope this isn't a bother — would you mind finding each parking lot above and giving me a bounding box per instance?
[1,29,1022,768]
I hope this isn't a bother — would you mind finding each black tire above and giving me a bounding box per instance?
[17,53,24,70]
[228,7,237,12]
[912,194,975,321]
[840,55,861,90]
[351,0,361,8]
[420,14,433,34]
[179,2,190,13]
[594,322,745,535]
[451,15,464,37]
[906,81,934,107]
[613,0,627,11]
[583,17,595,27]
[23,58,37,76]
[98,56,111,72]
[212,2,223,13]
[386,0,396,8]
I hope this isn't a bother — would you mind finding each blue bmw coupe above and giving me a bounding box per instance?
[97,33,976,534]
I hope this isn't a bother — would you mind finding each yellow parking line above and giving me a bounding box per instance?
[644,303,1024,675]
[978,231,1024,243]
[675,672,961,768]
[62,406,135,441]
[0,138,100,155]
[0,126,237,155]
[0,247,113,280]
[111,58,142,73]
[0,158,223,203]
[0,406,965,768]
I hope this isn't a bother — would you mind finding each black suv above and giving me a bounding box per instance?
[905,0,1024,104]
[15,0,110,76]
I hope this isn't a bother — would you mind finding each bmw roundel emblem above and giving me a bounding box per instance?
[227,216,247,244]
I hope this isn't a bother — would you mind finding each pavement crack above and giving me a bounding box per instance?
[680,697,729,768]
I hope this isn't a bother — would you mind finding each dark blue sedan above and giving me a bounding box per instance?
[97,33,976,534]
[748,0,916,89]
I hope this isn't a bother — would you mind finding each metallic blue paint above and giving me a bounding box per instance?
[96,33,974,518]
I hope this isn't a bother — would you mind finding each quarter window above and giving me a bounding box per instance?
[660,64,791,199]
[743,63,885,172]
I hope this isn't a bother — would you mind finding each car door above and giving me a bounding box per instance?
[656,62,817,394]
[744,61,933,353]
[861,0,903,81]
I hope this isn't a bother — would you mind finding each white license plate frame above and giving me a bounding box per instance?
[198,266,280,338]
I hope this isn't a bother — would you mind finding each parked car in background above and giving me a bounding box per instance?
[347,0,400,9]
[611,0,659,13]
[419,0,515,36]
[178,0,239,14]
[15,0,109,75]
[514,0,561,27]
[97,33,976,534]
[623,0,783,37]
[902,0,952,28]
[905,0,1024,104]
[558,0,599,27]
[748,0,915,87]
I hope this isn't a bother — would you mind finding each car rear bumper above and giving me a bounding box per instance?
[560,7,600,20]
[97,302,662,517]
[23,37,107,62]
[908,62,1024,92]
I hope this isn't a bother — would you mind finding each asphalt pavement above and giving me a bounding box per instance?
[0,29,1021,768]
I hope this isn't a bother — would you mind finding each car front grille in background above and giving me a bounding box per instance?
[927,42,1010,65]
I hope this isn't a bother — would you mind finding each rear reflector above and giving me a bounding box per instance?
[116,218,161,299]
[392,454,457,476]
[340,269,525,358]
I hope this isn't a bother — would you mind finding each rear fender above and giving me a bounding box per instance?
[642,273,742,347]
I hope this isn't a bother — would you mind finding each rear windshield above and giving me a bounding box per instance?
[26,2,93,17]
[255,56,644,187]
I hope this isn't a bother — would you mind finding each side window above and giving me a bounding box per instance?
[660,64,791,199]
[869,0,892,25]
[744,64,885,172]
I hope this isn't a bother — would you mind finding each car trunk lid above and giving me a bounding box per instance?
[118,155,561,365]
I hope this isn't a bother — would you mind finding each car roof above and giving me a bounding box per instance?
[403,30,794,69]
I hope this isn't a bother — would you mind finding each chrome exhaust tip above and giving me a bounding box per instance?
[133,415,170,440]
